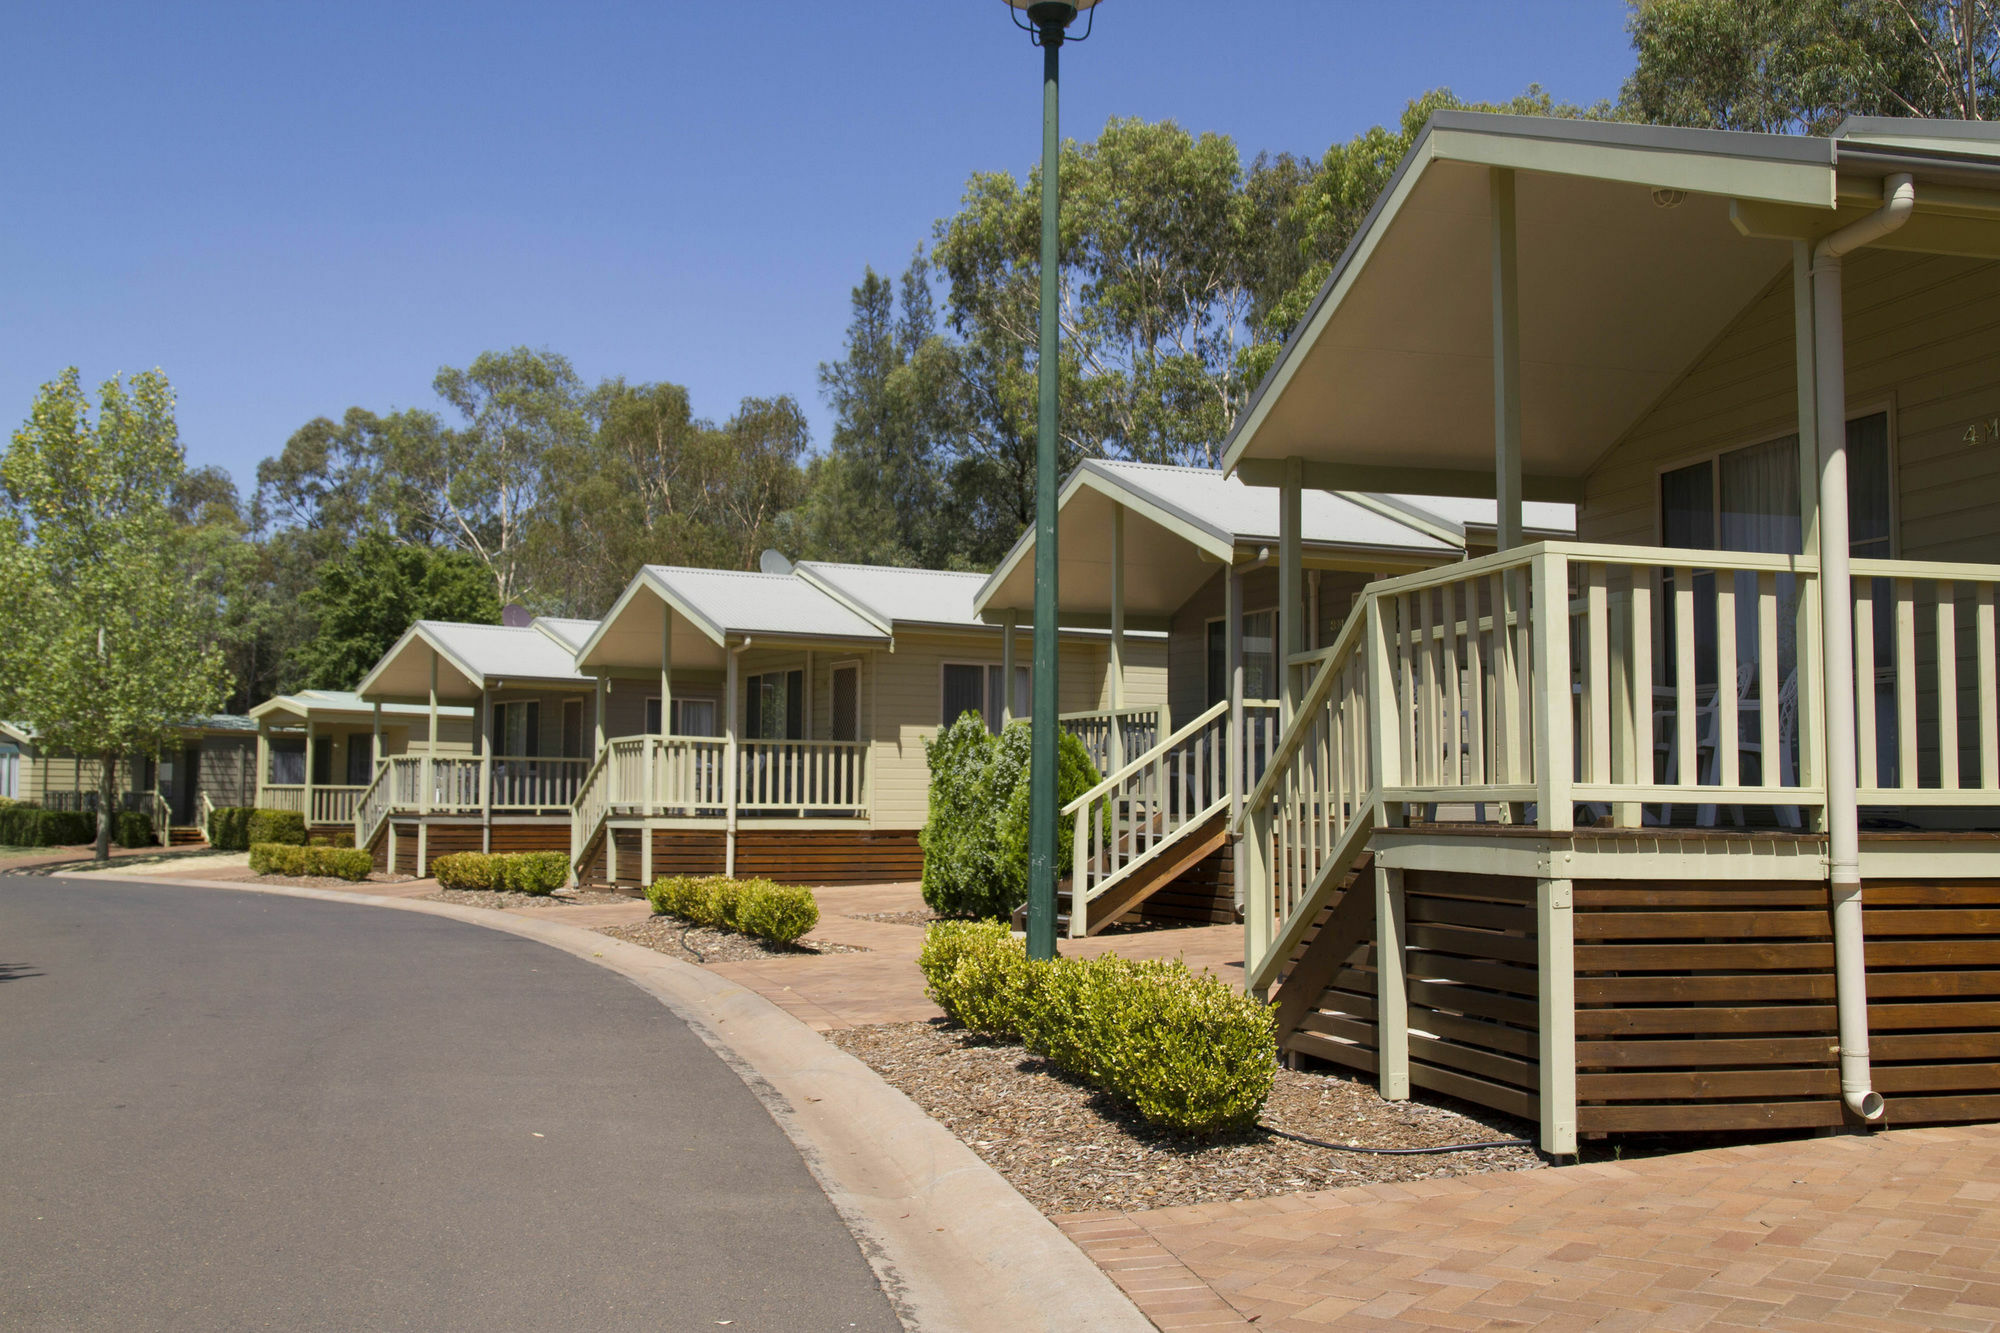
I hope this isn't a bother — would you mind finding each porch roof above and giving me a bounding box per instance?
[972,459,1468,625]
[577,565,891,674]
[1220,111,2000,496]
[249,689,475,729]
[356,619,596,703]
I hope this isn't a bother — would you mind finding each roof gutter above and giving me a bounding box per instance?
[1812,171,1914,1125]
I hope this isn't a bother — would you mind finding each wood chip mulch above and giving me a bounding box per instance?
[847,909,942,926]
[826,1019,1545,1215]
[423,888,632,910]
[594,916,868,965]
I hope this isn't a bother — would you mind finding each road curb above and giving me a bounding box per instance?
[51,872,1152,1333]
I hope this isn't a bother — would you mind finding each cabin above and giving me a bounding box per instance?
[1215,111,2000,1152]
[971,458,1567,934]
[248,689,477,840]
[566,560,1165,888]
[0,716,258,845]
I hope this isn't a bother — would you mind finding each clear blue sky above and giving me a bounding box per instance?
[1,2,1636,495]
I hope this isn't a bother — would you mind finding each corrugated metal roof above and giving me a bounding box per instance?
[644,567,889,642]
[1087,460,1459,552]
[532,617,599,651]
[266,690,474,719]
[417,621,594,683]
[1381,494,1576,536]
[794,562,990,630]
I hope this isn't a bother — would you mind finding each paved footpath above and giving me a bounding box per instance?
[0,874,899,1332]
[1059,1123,2000,1330]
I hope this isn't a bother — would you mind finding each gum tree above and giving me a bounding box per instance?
[0,369,232,859]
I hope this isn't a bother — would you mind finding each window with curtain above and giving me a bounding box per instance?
[941,663,985,728]
[745,670,803,740]
[832,666,860,741]
[494,701,539,757]
[561,700,584,758]
[1206,610,1279,705]
[270,740,306,786]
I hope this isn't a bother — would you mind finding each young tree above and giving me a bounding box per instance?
[291,534,502,690]
[0,369,232,859]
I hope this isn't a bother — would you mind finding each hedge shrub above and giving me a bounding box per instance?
[431,850,569,895]
[309,828,357,849]
[113,811,154,849]
[0,805,96,847]
[917,921,1277,1136]
[248,842,372,881]
[644,875,820,945]
[208,806,254,851]
[246,809,306,847]
[919,716,1102,920]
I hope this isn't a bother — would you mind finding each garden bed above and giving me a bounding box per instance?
[596,917,866,965]
[425,888,632,911]
[827,1019,1543,1215]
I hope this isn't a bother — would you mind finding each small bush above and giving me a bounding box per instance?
[645,875,820,945]
[496,851,568,896]
[114,811,155,849]
[0,805,96,847]
[917,921,1277,1136]
[246,809,306,847]
[208,807,254,851]
[431,852,497,890]
[309,829,356,849]
[250,842,372,881]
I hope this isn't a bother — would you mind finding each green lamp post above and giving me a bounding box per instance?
[1005,0,1099,960]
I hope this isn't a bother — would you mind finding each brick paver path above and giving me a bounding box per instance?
[1058,1124,2000,1330]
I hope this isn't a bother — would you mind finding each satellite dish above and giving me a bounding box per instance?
[501,604,532,627]
[758,549,793,576]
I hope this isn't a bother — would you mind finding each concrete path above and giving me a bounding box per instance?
[0,874,899,1332]
[1059,1123,2000,1330]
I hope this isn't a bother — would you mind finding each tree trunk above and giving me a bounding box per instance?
[95,752,117,862]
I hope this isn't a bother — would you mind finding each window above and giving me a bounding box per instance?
[269,741,305,786]
[561,700,585,758]
[832,665,860,742]
[0,747,16,800]
[309,738,332,786]
[941,663,1029,731]
[494,701,540,757]
[1205,610,1278,707]
[345,739,373,785]
[745,670,804,740]
[646,697,719,736]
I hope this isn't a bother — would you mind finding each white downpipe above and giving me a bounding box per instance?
[1813,171,1913,1123]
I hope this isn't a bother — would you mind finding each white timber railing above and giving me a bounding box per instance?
[1065,701,1230,938]
[309,785,369,826]
[261,785,305,814]
[570,747,614,866]
[199,791,216,843]
[353,763,395,849]
[738,740,868,814]
[1060,705,1169,774]
[1850,558,2000,803]
[151,790,173,846]
[488,757,590,810]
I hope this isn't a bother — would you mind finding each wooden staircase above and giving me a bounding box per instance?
[1268,852,1378,1070]
[1014,811,1233,936]
[167,826,207,848]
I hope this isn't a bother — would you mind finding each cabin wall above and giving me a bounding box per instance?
[1167,565,1377,729]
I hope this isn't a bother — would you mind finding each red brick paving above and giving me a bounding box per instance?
[1058,1124,2000,1330]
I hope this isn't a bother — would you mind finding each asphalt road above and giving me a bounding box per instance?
[0,875,900,1332]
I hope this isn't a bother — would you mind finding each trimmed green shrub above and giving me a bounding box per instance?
[250,842,372,881]
[431,852,497,890]
[917,921,1277,1136]
[645,875,820,945]
[208,806,254,851]
[495,851,568,896]
[0,805,96,847]
[919,717,1102,920]
[113,811,154,849]
[309,828,356,849]
[246,809,306,847]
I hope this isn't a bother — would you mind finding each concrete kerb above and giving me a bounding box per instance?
[51,872,1151,1333]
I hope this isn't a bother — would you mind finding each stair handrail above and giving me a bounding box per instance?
[200,790,216,844]
[1234,605,1370,834]
[352,761,396,851]
[1062,698,1228,817]
[568,745,615,871]
[151,789,173,847]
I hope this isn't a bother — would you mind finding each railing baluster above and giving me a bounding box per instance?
[1716,568,1738,788]
[1674,566,1696,788]
[1759,572,1780,788]
[1939,582,1959,792]
[1855,582,1878,789]
[1896,578,1918,790]
[1980,585,1997,792]
[1587,563,1609,786]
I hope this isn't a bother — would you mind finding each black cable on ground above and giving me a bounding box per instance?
[678,921,707,964]
[1260,1124,1533,1155]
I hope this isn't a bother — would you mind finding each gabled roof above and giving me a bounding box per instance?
[640,566,889,643]
[1373,494,1575,542]
[793,562,992,632]
[356,619,594,702]
[531,617,599,652]
[248,689,475,725]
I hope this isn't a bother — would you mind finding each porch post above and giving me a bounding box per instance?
[420,656,436,875]
[302,715,316,835]
[1110,502,1126,771]
[1001,611,1018,727]
[479,687,492,854]
[1227,563,1246,912]
[1536,876,1578,1155]
[594,675,608,756]
[1375,864,1409,1101]
[371,702,383,772]
[1308,570,1322,651]
[1491,166,1524,551]
[725,644,741,878]
[1280,457,1304,721]
[255,721,269,807]
[1792,242,1826,822]
[660,605,674,737]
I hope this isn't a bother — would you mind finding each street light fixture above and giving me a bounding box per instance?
[1003,0,1099,961]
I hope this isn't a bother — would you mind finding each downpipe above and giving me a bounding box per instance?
[1812,171,1913,1123]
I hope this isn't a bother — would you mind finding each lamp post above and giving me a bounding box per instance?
[1004,0,1098,960]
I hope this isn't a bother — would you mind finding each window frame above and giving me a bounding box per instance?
[1203,603,1279,708]
[829,659,864,743]
[938,659,1028,732]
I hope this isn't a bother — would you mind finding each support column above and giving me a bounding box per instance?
[371,702,383,771]
[255,722,269,808]
[479,688,492,854]
[302,716,316,836]
[1227,564,1246,912]
[595,675,608,756]
[1001,610,1018,727]
[1280,457,1304,721]
[1375,864,1409,1101]
[420,655,437,875]
[660,605,674,736]
[725,644,741,879]
[1308,570,1323,651]
[1792,242,1826,825]
[1110,502,1126,771]
[1491,166,1524,551]
[1537,876,1578,1155]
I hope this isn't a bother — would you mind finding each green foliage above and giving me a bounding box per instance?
[644,875,821,945]
[292,533,501,690]
[0,369,234,859]
[250,842,371,881]
[309,828,357,849]
[920,716,1101,920]
[113,811,154,849]
[430,852,496,890]
[0,805,96,847]
[207,806,254,851]
[246,809,306,847]
[918,922,1277,1135]
[431,850,568,894]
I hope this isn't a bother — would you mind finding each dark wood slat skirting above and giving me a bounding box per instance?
[583,827,926,889]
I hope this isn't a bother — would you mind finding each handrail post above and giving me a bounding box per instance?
[1532,550,1574,832]
[1365,593,1401,825]
[1376,864,1409,1101]
[1069,800,1089,939]
[1242,799,1273,1001]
